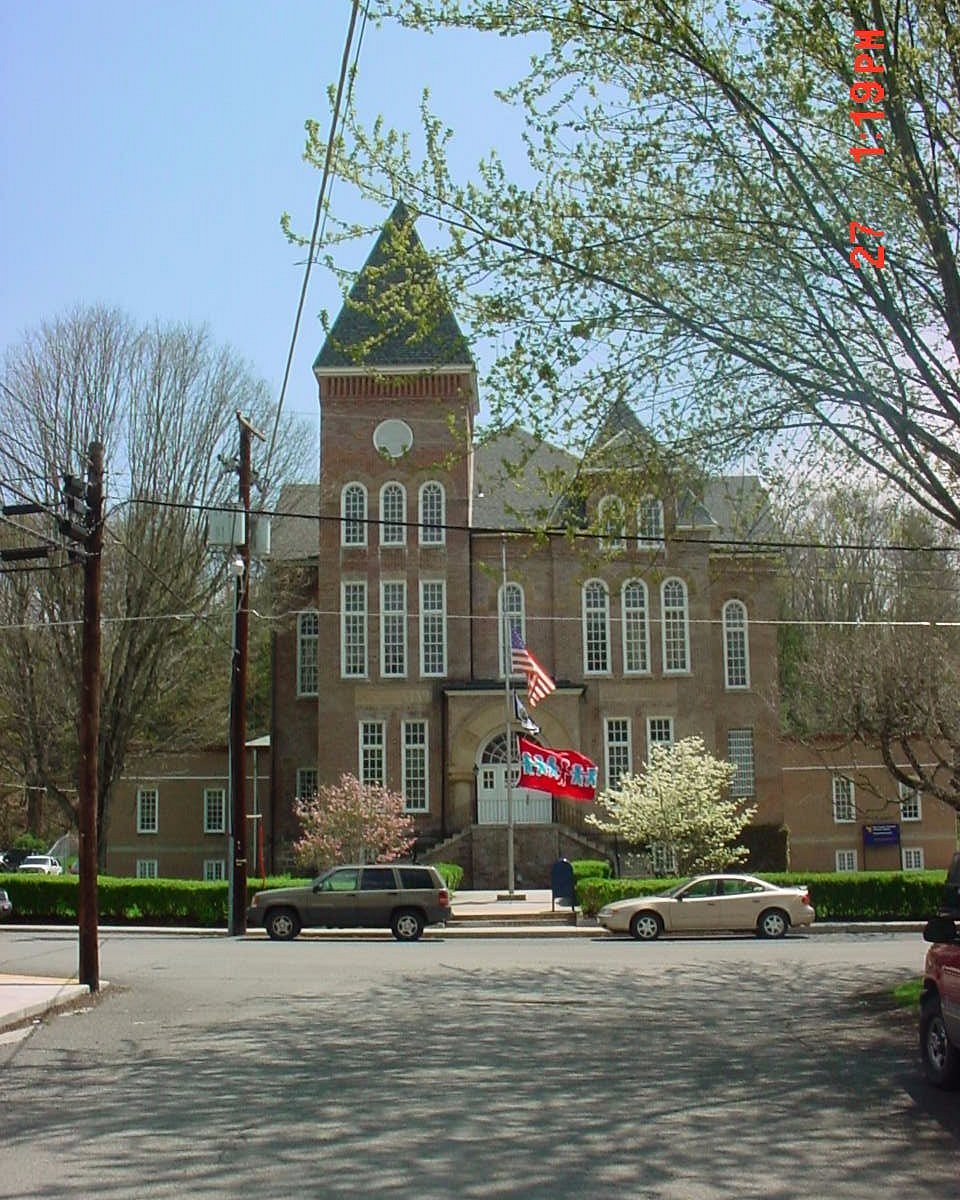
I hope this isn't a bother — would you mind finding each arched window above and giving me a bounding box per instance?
[637,497,664,549]
[419,481,445,546]
[498,582,525,677]
[723,599,750,688]
[622,579,650,674]
[598,495,626,551]
[341,483,367,547]
[582,579,610,674]
[661,578,689,673]
[380,482,406,546]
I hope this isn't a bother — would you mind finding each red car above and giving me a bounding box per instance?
[919,853,960,1089]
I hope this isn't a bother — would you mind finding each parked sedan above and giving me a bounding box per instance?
[18,854,63,875]
[597,873,815,940]
[0,888,12,919]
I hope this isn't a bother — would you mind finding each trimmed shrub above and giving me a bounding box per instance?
[571,859,612,881]
[576,869,950,919]
[433,862,464,892]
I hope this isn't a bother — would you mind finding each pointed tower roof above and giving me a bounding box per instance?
[314,201,473,372]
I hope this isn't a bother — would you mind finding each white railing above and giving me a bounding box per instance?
[477,791,552,825]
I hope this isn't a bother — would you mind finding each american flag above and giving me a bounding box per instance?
[510,627,556,708]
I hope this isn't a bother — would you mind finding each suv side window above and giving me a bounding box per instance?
[397,867,435,889]
[360,867,397,890]
[319,868,359,892]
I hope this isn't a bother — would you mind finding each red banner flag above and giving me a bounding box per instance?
[517,736,598,802]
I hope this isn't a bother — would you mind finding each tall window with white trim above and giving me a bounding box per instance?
[583,579,610,674]
[647,717,674,749]
[137,788,158,834]
[402,720,429,812]
[832,775,855,822]
[418,481,445,546]
[420,580,446,676]
[296,768,318,799]
[380,482,406,546]
[902,847,925,871]
[638,497,665,549]
[203,788,226,834]
[598,495,626,550]
[727,729,755,797]
[899,781,922,821]
[359,721,386,786]
[341,582,367,678]
[381,580,407,677]
[604,718,632,787]
[136,859,158,879]
[498,582,525,677]
[723,599,750,689]
[297,611,319,695]
[622,579,650,674]
[203,859,226,881]
[341,483,367,547]
[662,578,689,672]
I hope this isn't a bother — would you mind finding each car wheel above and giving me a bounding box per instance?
[265,907,300,941]
[629,911,663,941]
[920,994,960,1089]
[757,908,789,939]
[391,908,425,942]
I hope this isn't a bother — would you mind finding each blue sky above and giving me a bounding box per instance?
[0,1,534,438]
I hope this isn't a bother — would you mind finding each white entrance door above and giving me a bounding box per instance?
[476,745,552,826]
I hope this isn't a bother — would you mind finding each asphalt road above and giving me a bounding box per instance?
[1,929,958,1199]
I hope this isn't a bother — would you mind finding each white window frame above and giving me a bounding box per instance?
[498,582,525,678]
[899,780,922,821]
[582,579,611,674]
[203,859,226,882]
[203,787,226,834]
[297,610,320,696]
[832,775,856,823]
[341,482,367,547]
[402,720,429,812]
[651,843,678,875]
[727,728,755,797]
[604,717,632,788]
[136,788,158,834]
[622,579,650,675]
[359,721,386,787]
[722,599,750,689]
[418,481,445,546]
[637,497,665,550]
[136,858,158,879]
[902,847,925,871]
[296,768,319,800]
[381,580,407,677]
[598,494,626,551]
[662,578,690,673]
[647,716,674,749]
[341,581,368,679]
[380,482,406,546]
[835,849,858,872]
[420,580,447,677]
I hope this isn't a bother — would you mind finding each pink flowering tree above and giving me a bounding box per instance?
[292,773,416,873]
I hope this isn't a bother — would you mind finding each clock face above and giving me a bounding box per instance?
[373,418,414,460]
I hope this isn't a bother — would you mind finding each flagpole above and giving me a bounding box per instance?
[501,534,516,897]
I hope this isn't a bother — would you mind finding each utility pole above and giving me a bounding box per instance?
[61,444,104,991]
[228,413,264,936]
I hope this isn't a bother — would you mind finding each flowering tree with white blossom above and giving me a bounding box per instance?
[588,737,755,875]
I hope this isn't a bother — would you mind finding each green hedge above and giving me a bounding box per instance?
[570,858,612,881]
[0,860,466,924]
[575,870,951,918]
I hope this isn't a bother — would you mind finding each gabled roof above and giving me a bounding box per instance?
[314,201,473,372]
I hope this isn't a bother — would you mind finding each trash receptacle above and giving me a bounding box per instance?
[551,858,575,911]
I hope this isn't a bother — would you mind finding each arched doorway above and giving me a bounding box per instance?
[476,731,552,825]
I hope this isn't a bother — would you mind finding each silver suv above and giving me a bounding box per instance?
[247,864,451,942]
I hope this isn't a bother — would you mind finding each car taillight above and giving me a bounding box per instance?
[439,889,450,907]
[800,889,811,905]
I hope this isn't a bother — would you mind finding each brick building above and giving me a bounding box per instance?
[266,203,789,887]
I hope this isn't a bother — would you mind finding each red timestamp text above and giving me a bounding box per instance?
[848,28,886,270]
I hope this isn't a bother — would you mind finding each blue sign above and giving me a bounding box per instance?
[863,822,900,846]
